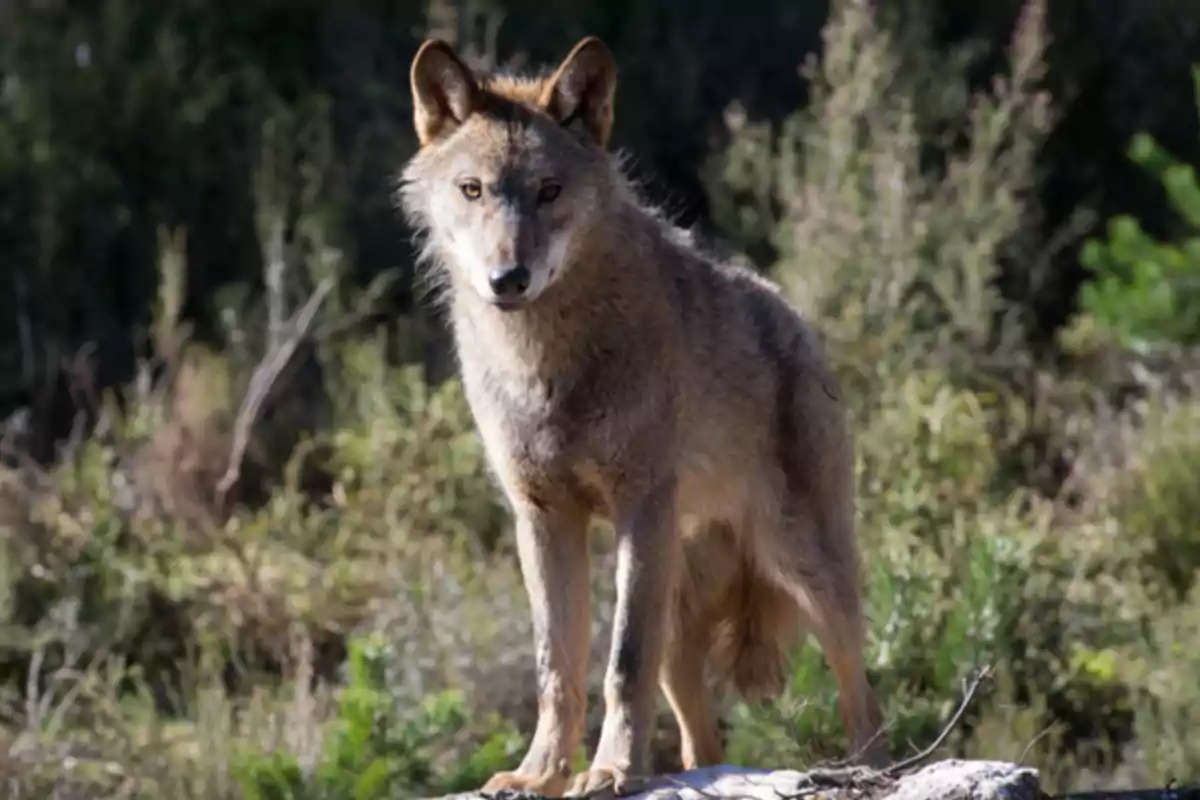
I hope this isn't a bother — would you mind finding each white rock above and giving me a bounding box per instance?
[427,758,1042,800]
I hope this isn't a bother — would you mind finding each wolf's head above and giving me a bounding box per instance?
[398,37,619,311]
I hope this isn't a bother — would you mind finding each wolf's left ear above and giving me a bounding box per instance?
[410,39,479,145]
[539,36,616,148]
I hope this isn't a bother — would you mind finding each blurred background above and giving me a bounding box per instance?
[1,0,1199,796]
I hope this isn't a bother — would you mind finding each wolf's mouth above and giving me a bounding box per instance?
[489,296,531,312]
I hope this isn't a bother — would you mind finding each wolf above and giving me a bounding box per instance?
[398,35,889,798]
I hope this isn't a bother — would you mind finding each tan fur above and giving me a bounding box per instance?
[399,36,889,798]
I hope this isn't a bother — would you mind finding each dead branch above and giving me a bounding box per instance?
[215,276,334,504]
[772,665,995,800]
[885,665,993,777]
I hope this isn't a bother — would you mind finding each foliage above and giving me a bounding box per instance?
[1078,66,1200,350]
[232,637,524,799]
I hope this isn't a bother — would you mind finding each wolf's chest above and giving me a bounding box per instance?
[463,368,599,470]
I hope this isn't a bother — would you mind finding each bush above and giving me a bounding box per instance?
[232,636,524,799]
[1078,65,1200,351]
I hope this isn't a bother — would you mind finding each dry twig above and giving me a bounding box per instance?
[215,276,334,504]
[775,665,995,800]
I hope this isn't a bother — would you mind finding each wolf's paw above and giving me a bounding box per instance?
[564,764,645,797]
[482,768,569,798]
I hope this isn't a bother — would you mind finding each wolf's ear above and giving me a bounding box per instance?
[410,39,478,145]
[539,36,616,148]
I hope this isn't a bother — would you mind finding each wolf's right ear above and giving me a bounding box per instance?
[410,39,478,145]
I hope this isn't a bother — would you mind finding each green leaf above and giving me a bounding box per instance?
[354,758,396,800]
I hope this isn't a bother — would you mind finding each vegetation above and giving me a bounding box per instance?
[1,0,1199,797]
[1078,65,1200,351]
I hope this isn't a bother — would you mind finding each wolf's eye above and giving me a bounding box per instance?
[537,182,562,205]
[459,180,482,201]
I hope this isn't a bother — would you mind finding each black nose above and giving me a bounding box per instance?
[488,264,531,298]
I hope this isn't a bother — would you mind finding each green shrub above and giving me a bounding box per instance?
[706,0,1052,398]
[1118,584,1200,783]
[233,636,524,799]
[1110,399,1200,599]
[1079,66,1200,350]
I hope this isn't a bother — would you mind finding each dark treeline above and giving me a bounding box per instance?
[1,0,1197,445]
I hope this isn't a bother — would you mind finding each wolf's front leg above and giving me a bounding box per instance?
[566,483,680,797]
[482,499,591,798]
